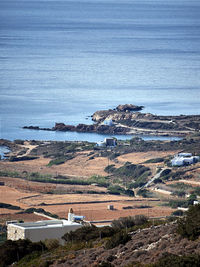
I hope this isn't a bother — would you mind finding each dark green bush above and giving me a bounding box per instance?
[47,158,66,166]
[168,199,188,209]
[160,169,171,177]
[111,215,147,230]
[144,157,164,163]
[171,190,186,197]
[62,225,116,243]
[0,239,46,267]
[18,208,59,219]
[0,202,21,210]
[171,210,184,216]
[151,253,200,267]
[137,188,149,198]
[177,204,200,240]
[105,231,131,249]
[104,164,116,173]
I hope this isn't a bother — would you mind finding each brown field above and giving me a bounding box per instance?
[0,213,52,224]
[0,176,107,194]
[38,201,173,222]
[0,182,173,224]
[0,149,179,224]
[117,150,177,165]
[0,153,113,178]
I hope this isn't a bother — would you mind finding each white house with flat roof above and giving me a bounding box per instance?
[171,153,199,167]
[7,209,83,244]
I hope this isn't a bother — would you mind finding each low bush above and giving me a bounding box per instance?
[171,210,184,216]
[144,157,164,163]
[111,215,147,230]
[171,190,186,197]
[160,169,171,178]
[105,231,131,249]
[137,188,149,198]
[62,225,116,243]
[18,208,59,219]
[177,203,200,240]
[0,202,21,210]
[0,239,47,267]
[43,239,60,250]
[104,164,116,173]
[47,158,66,166]
[88,175,110,187]
[151,253,200,267]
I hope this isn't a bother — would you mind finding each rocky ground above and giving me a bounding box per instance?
[50,222,200,267]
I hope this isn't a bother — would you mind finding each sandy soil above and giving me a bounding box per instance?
[0,213,51,224]
[40,201,173,222]
[0,182,172,223]
[117,151,177,165]
[0,185,38,209]
[0,177,107,194]
[0,153,112,178]
[0,149,180,224]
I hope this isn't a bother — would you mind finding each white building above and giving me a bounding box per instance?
[103,119,113,126]
[171,153,199,167]
[96,137,117,148]
[7,209,83,244]
[178,153,192,157]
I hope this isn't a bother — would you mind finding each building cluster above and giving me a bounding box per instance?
[171,153,199,167]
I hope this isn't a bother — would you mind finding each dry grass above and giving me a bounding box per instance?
[0,153,113,178]
[0,149,179,224]
[117,150,177,164]
[38,200,173,222]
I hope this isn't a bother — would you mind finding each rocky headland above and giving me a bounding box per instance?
[23,104,200,137]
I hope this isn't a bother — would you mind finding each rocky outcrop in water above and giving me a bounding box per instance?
[24,123,130,135]
[116,104,144,112]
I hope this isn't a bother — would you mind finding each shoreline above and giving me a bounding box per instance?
[23,105,200,138]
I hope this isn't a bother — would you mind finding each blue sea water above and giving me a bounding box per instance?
[0,0,200,142]
[0,146,10,159]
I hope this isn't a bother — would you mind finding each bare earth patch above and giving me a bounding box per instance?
[117,151,177,164]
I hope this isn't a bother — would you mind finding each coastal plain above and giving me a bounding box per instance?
[1,132,200,224]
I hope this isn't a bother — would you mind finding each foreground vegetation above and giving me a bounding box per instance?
[1,205,199,266]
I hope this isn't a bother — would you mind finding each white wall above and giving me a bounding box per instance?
[8,223,82,245]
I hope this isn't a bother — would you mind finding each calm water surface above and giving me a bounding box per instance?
[0,0,200,141]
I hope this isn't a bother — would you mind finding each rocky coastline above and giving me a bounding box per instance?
[23,104,200,137]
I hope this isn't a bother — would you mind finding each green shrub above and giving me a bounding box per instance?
[0,239,47,267]
[88,175,110,187]
[177,204,200,240]
[43,239,60,250]
[171,210,184,216]
[0,202,21,210]
[160,169,171,177]
[171,190,186,197]
[151,253,200,267]
[104,164,116,173]
[137,188,149,198]
[62,225,116,243]
[144,158,164,163]
[111,215,147,230]
[105,231,131,249]
[47,158,66,166]
[168,199,188,209]
[0,170,20,178]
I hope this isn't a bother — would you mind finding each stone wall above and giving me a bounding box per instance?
[7,224,25,240]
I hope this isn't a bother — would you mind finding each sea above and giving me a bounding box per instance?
[0,0,200,143]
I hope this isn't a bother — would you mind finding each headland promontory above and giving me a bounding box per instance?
[23,104,200,137]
